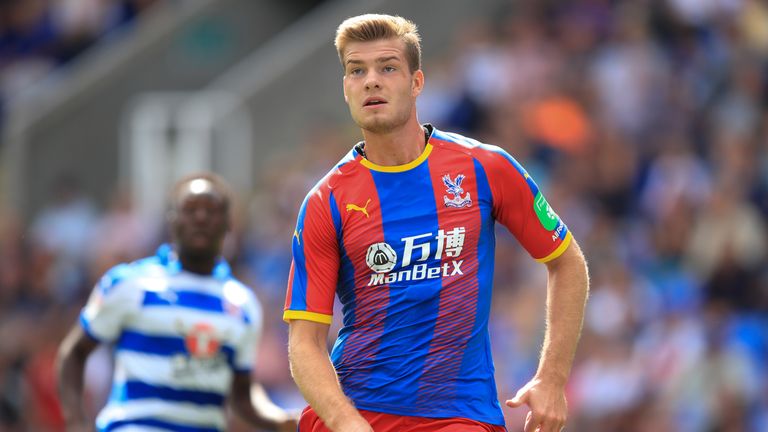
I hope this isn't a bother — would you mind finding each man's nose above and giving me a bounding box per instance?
[192,207,211,221]
[364,72,381,90]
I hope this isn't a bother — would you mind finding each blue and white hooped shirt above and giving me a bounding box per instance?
[80,244,262,432]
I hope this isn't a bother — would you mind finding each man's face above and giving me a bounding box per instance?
[342,38,423,134]
[171,179,230,257]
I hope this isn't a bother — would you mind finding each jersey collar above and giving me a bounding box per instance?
[358,124,435,173]
[155,243,231,280]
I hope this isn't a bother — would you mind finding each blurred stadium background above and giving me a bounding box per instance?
[1,0,767,431]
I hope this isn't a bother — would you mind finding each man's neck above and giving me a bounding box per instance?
[179,254,217,276]
[361,120,427,166]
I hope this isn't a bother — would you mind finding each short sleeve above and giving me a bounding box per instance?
[80,265,142,342]
[478,145,572,262]
[234,291,263,373]
[283,187,340,324]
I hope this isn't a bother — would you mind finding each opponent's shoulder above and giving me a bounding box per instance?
[96,255,166,294]
[220,277,263,325]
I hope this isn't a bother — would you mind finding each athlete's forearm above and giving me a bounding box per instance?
[288,323,369,431]
[537,240,589,386]
[56,327,95,427]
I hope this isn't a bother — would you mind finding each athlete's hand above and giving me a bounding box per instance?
[277,416,299,432]
[505,377,567,432]
[64,421,94,432]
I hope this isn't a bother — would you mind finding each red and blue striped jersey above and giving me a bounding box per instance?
[284,125,572,425]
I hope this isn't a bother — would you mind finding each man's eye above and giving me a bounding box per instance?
[349,68,363,76]
[383,65,396,72]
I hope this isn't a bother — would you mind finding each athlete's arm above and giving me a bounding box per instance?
[506,239,589,432]
[288,319,372,432]
[229,372,297,431]
[56,324,99,432]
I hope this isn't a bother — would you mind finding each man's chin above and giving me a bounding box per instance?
[357,112,412,134]
[353,112,394,133]
[179,242,217,258]
[360,120,397,134]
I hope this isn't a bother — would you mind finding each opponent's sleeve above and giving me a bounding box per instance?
[283,187,340,324]
[233,288,263,373]
[479,145,572,262]
[80,264,142,342]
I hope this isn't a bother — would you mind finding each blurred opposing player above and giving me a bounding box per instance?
[284,14,590,432]
[57,173,297,432]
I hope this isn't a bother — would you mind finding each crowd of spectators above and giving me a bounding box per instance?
[0,0,161,130]
[1,0,767,431]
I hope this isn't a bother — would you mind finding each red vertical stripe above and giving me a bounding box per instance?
[334,165,391,388]
[302,187,341,316]
[416,140,482,404]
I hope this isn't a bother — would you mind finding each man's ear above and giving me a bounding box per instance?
[411,69,424,97]
[343,75,349,103]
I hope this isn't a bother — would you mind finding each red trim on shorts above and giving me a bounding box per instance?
[298,406,506,432]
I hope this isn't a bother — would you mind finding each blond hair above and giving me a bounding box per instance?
[334,14,421,73]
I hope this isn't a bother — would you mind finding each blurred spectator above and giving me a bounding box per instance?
[30,174,96,304]
[685,178,767,305]
[0,0,161,137]
[589,3,671,140]
[0,0,58,101]
[86,187,154,281]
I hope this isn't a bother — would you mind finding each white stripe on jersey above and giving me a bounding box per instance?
[145,273,232,295]
[96,399,226,429]
[113,351,233,394]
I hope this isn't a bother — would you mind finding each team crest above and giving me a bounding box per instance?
[442,174,472,208]
[178,321,222,359]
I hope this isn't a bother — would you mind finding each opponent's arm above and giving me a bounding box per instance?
[56,325,99,432]
[288,319,372,432]
[507,239,589,432]
[229,373,297,431]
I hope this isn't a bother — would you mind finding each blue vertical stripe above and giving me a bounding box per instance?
[329,192,343,242]
[457,158,502,413]
[482,144,540,196]
[364,162,442,406]
[290,195,311,311]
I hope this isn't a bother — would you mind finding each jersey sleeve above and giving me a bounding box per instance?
[80,264,142,342]
[478,145,572,262]
[283,186,340,324]
[234,290,263,373]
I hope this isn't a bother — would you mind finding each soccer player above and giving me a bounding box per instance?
[57,173,297,432]
[284,14,590,432]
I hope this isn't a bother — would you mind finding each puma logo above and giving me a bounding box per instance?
[346,198,371,218]
[293,228,301,245]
